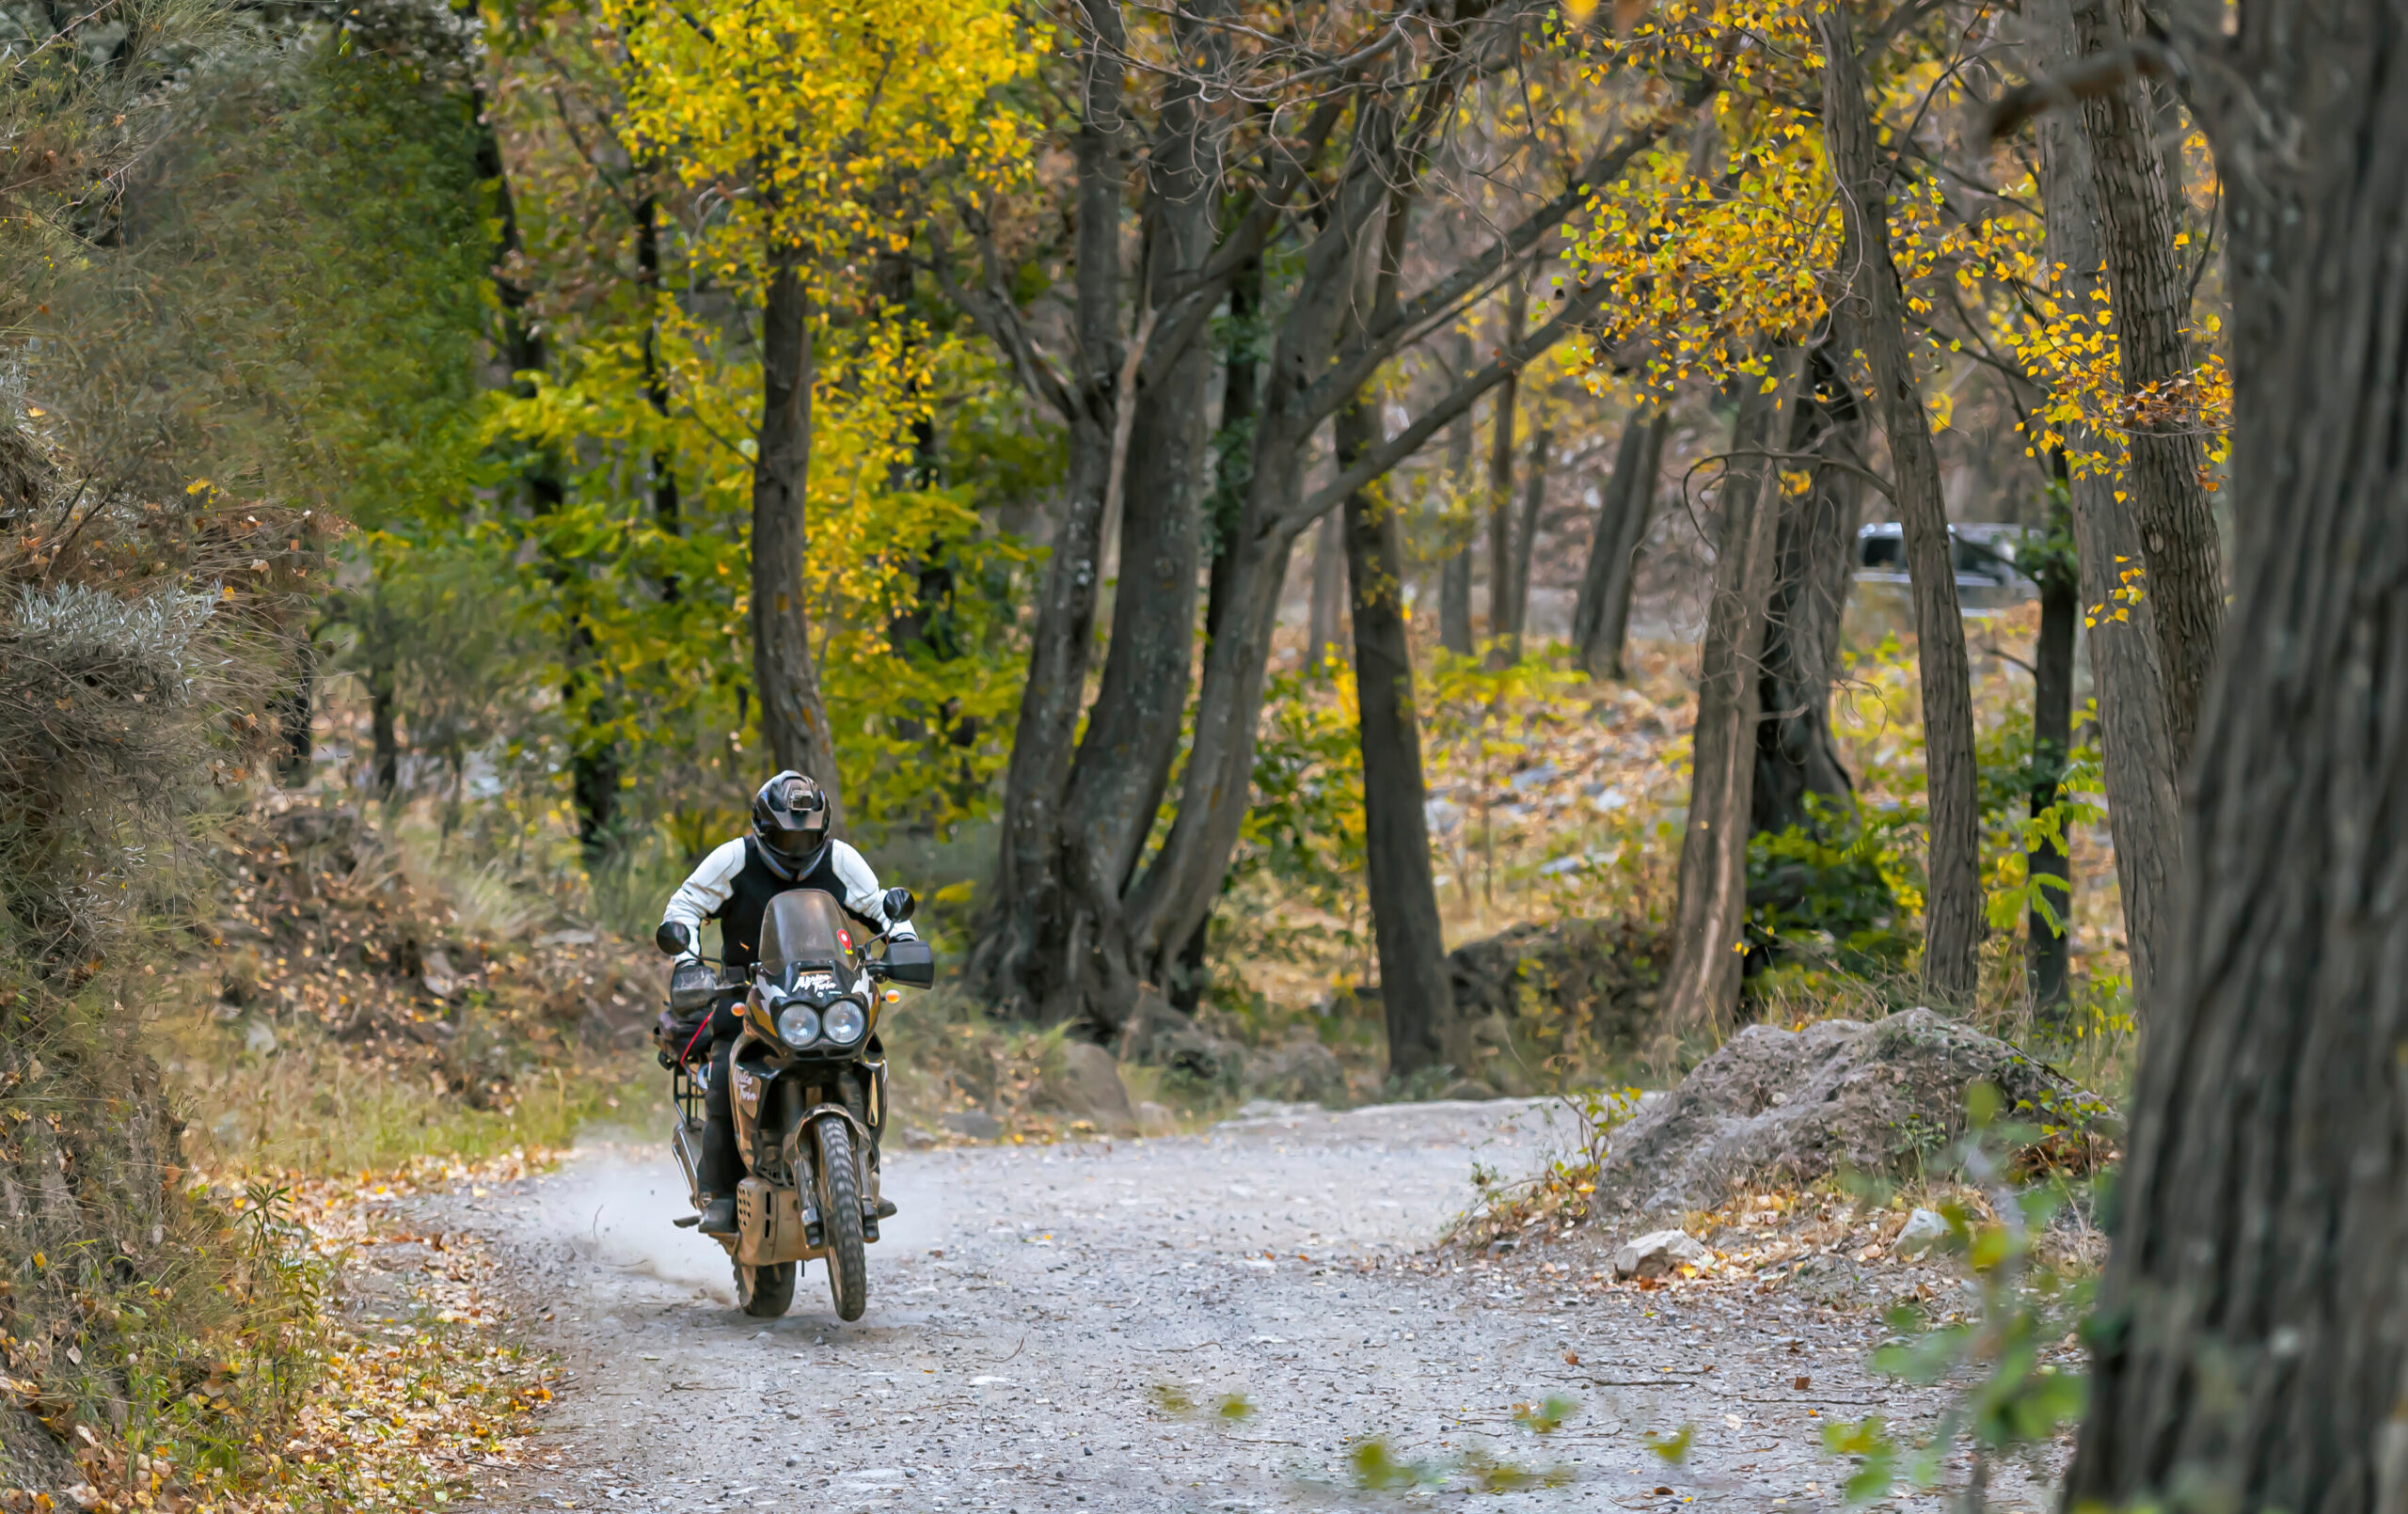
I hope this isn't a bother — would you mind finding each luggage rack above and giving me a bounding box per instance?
[670,1059,707,1128]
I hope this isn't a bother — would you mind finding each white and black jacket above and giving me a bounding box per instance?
[661,836,916,975]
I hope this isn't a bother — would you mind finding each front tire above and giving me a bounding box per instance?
[736,1260,795,1318]
[816,1119,869,1321]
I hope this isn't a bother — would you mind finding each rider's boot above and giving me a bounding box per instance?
[697,1193,738,1237]
[868,1142,896,1220]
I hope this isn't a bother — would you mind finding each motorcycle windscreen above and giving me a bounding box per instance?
[756,889,858,977]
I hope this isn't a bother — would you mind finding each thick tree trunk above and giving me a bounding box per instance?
[1307,512,1345,673]
[2028,0,2183,1011]
[2073,0,2223,772]
[1751,355,1862,837]
[1505,424,1550,644]
[1817,3,1982,1003]
[750,254,844,818]
[2065,2,2408,1499]
[1483,278,1527,659]
[1057,49,1220,1024]
[1338,395,1456,1080]
[1571,410,1668,681]
[1170,251,1263,1017]
[2025,486,2077,1019]
[971,0,1125,1017]
[1662,357,1802,1037]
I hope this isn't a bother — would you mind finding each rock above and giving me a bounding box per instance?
[1612,1229,1712,1280]
[1243,1037,1345,1105]
[421,948,462,1001]
[537,927,599,947]
[1117,990,1245,1101]
[940,1111,1003,1141]
[1594,1007,2120,1216]
[1446,918,1664,1047]
[1134,1101,1177,1138]
[242,1018,278,1057]
[1893,1207,1949,1257]
[1438,1079,1498,1102]
[1044,1041,1137,1135]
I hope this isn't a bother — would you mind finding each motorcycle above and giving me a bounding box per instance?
[654,886,935,1320]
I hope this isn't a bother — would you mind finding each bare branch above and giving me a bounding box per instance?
[1287,273,1614,528]
[1984,39,2179,142]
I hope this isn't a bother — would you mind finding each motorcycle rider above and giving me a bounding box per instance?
[657,770,916,1238]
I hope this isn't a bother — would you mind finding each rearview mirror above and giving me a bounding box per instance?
[881,887,917,924]
[880,938,935,988]
[656,920,692,956]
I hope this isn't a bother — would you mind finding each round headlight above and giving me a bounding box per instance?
[775,1003,821,1047]
[822,999,867,1046]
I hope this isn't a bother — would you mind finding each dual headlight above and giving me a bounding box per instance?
[772,995,866,1049]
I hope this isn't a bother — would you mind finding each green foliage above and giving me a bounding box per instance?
[1828,1087,2094,1504]
[1348,1437,1443,1490]
[1745,793,1917,979]
[1511,1394,1578,1434]
[1237,663,1367,915]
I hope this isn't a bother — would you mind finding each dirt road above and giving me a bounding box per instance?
[434,1100,2039,1512]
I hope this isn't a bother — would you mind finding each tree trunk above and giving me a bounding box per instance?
[1571,410,1668,681]
[2025,485,2077,1019]
[1438,339,1478,655]
[1661,353,1803,1039]
[1505,424,1550,644]
[2028,0,2183,1012]
[1816,2,1982,1004]
[750,252,844,818]
[367,638,399,802]
[2064,3,2408,1500]
[1307,511,1345,674]
[1751,353,1863,838]
[1338,397,1455,1080]
[2073,0,2223,772]
[1057,46,1220,1024]
[638,189,680,563]
[1171,248,1263,1017]
[1483,278,1527,659]
[273,633,314,789]
[971,0,1125,1017]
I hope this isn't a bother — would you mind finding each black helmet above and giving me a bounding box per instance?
[751,770,830,873]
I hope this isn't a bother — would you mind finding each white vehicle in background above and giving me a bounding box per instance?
[1854,522,2036,608]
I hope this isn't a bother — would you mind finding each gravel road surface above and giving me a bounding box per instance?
[435,1100,2042,1512]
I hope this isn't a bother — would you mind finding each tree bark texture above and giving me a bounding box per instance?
[2065,1,2408,1502]
[971,0,1125,1017]
[2025,489,2077,1018]
[1055,43,1220,1020]
[1307,511,1345,673]
[2073,0,2224,773]
[1338,398,1457,1080]
[1438,339,1478,655]
[1484,276,1528,657]
[1571,409,1668,680]
[1751,353,1862,837]
[1817,3,1982,1003]
[2028,0,2183,1012]
[1661,353,1803,1039]
[1506,424,1550,644]
[749,255,845,820]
